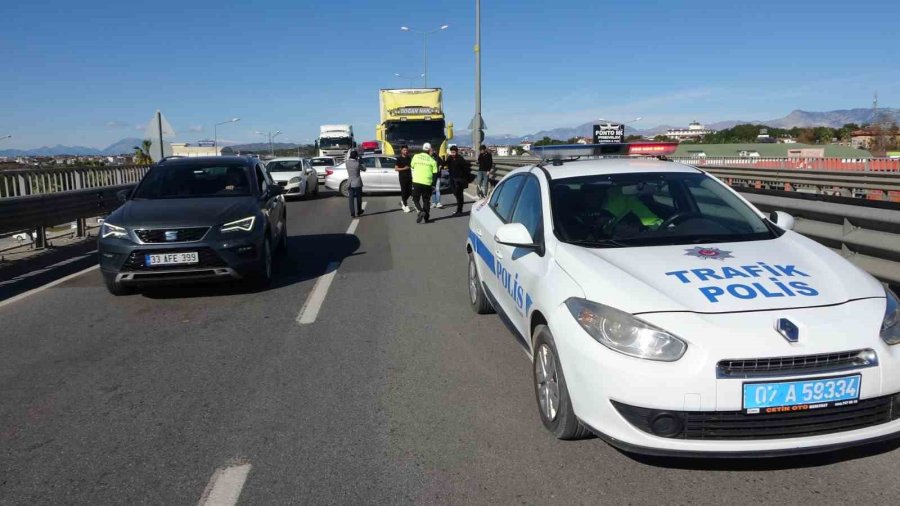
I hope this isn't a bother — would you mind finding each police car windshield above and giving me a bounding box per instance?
[550,172,778,247]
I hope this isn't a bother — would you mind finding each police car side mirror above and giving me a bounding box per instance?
[770,210,795,231]
[495,223,539,249]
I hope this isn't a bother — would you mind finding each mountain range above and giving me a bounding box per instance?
[458,107,900,146]
[4,107,898,156]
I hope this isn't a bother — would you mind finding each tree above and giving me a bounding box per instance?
[534,136,565,147]
[653,134,671,142]
[133,139,153,165]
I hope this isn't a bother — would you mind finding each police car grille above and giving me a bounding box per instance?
[134,227,209,243]
[122,248,228,271]
[717,349,877,378]
[682,396,897,440]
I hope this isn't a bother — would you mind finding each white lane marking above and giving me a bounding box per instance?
[296,202,366,325]
[0,265,98,310]
[464,192,481,202]
[0,251,96,287]
[197,463,252,506]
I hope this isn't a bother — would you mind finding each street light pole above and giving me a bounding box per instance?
[214,118,240,156]
[474,0,482,150]
[270,131,282,156]
[400,24,448,88]
[0,135,11,143]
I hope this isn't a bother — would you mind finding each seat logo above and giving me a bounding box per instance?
[775,318,799,343]
[164,230,179,242]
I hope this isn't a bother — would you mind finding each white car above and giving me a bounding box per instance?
[309,157,336,185]
[325,154,451,197]
[265,157,319,199]
[465,144,900,457]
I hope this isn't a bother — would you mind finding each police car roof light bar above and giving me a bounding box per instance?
[532,142,678,165]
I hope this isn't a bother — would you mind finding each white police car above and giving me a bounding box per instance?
[465,142,900,457]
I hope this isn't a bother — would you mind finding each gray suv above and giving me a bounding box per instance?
[98,156,287,295]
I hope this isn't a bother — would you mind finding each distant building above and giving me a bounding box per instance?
[673,143,872,158]
[496,146,516,156]
[171,142,224,157]
[665,121,716,142]
[519,141,533,152]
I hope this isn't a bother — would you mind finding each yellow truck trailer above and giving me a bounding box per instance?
[376,88,454,158]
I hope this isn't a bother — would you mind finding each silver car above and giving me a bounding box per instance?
[265,157,319,199]
[324,155,449,196]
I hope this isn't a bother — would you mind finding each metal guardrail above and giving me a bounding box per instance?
[0,165,149,198]
[671,156,900,172]
[488,157,900,285]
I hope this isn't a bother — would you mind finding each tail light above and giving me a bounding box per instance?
[325,169,334,176]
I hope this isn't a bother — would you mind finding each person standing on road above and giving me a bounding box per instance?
[445,145,471,216]
[431,147,447,209]
[411,143,439,223]
[346,150,365,217]
[476,145,494,198]
[395,145,413,213]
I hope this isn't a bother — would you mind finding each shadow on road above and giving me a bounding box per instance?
[139,233,362,299]
[620,437,900,471]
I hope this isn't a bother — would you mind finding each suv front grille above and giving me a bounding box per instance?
[121,247,227,271]
[717,349,878,378]
[134,227,209,243]
[613,395,899,441]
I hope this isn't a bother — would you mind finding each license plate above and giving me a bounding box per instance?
[145,252,199,266]
[742,374,861,415]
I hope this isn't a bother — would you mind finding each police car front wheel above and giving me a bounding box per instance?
[533,325,590,440]
[468,253,494,314]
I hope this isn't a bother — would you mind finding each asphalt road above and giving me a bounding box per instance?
[2,188,900,505]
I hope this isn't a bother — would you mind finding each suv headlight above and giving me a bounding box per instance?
[289,177,301,185]
[882,287,900,345]
[565,298,687,361]
[100,222,128,239]
[220,216,255,233]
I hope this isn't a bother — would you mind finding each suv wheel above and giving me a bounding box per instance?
[103,273,133,296]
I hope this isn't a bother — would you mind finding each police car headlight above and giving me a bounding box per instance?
[565,298,687,361]
[289,177,301,185]
[881,288,900,345]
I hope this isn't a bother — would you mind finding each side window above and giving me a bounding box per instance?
[510,176,543,241]
[362,157,378,169]
[255,165,269,194]
[379,157,397,168]
[490,175,525,222]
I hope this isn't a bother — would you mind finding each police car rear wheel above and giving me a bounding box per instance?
[533,325,590,440]
[468,253,494,314]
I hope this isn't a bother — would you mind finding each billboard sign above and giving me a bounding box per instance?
[593,123,624,144]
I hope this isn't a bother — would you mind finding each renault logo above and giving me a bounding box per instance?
[164,230,178,242]
[775,318,799,343]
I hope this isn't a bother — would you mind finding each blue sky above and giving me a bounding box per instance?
[1,0,898,149]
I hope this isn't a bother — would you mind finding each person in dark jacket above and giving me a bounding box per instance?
[475,145,494,197]
[395,145,413,212]
[345,150,365,217]
[445,145,471,215]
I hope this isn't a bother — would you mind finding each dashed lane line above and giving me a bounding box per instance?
[296,201,366,325]
[197,463,252,506]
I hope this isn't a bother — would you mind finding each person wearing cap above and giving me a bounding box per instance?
[410,143,439,223]
[345,150,366,217]
[445,145,471,215]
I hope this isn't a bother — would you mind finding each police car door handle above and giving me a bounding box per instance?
[475,228,483,237]
[494,248,504,259]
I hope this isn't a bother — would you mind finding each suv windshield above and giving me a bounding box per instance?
[266,160,303,172]
[385,120,445,149]
[132,163,252,199]
[310,158,334,166]
[551,172,778,247]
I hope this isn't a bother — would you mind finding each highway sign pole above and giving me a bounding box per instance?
[473,0,482,150]
[157,110,164,161]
